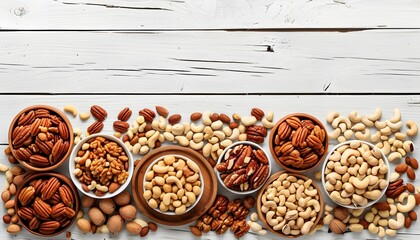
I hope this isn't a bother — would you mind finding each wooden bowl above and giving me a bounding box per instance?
[132,146,217,226]
[256,171,324,238]
[14,172,80,237]
[8,105,74,172]
[269,113,328,173]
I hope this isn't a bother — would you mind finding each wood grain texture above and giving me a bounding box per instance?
[1,30,420,94]
[1,0,420,29]
[1,94,420,239]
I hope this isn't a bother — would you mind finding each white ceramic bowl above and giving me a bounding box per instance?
[216,141,271,195]
[321,140,390,209]
[143,154,204,215]
[69,133,134,199]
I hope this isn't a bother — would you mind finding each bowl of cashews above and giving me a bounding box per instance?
[322,140,390,209]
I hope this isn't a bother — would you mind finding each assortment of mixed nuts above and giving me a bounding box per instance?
[2,105,420,238]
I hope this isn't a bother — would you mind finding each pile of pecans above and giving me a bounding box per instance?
[190,195,255,237]
[10,107,71,168]
[16,175,78,235]
[72,136,129,196]
[272,115,327,170]
[216,143,270,192]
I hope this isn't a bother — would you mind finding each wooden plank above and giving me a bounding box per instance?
[1,30,420,94]
[1,0,420,29]
[1,94,420,239]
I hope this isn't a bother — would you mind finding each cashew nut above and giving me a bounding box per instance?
[328,128,341,140]
[406,120,418,136]
[374,121,386,130]
[327,112,340,123]
[202,112,212,125]
[397,195,416,213]
[355,128,370,141]
[361,116,374,127]
[386,120,402,132]
[387,152,402,162]
[190,123,204,133]
[79,112,90,121]
[63,105,77,117]
[367,108,382,121]
[262,118,274,129]
[241,116,257,127]
[351,123,366,131]
[348,111,362,123]
[403,140,414,153]
[388,212,404,230]
[332,116,351,129]
[390,109,401,123]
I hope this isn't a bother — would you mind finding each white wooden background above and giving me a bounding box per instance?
[1,0,420,239]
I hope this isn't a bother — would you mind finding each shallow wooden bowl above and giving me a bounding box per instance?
[269,113,328,173]
[132,145,217,226]
[14,172,80,237]
[8,105,74,172]
[256,171,324,238]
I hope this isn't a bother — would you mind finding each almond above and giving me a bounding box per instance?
[395,163,408,173]
[407,167,416,180]
[140,226,149,237]
[229,122,239,129]
[189,226,202,236]
[372,202,390,211]
[155,106,169,118]
[409,210,417,221]
[416,193,420,205]
[210,113,219,122]
[190,112,202,121]
[410,157,419,169]
[148,222,158,231]
[219,114,231,124]
[407,183,415,193]
[108,182,120,193]
[168,114,181,125]
[405,215,412,228]
[406,157,412,166]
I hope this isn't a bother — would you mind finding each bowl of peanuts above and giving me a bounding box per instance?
[269,113,328,173]
[69,134,133,199]
[322,140,389,209]
[142,154,204,215]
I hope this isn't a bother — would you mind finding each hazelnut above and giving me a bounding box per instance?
[333,206,349,221]
[112,191,131,206]
[99,198,116,215]
[329,219,346,234]
[88,207,106,226]
[126,221,142,234]
[107,215,124,234]
[77,218,92,234]
[243,196,255,209]
[81,195,96,208]
[119,205,137,221]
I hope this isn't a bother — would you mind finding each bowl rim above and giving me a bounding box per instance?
[216,140,271,195]
[14,172,80,237]
[268,113,329,173]
[321,140,390,209]
[142,154,204,215]
[256,171,324,238]
[69,133,134,199]
[8,105,74,172]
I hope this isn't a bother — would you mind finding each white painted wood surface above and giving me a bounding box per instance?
[1,95,420,239]
[2,0,420,238]
[1,30,420,94]
[1,0,420,29]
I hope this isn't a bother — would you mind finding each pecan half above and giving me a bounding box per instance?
[58,185,74,207]
[39,221,60,235]
[87,121,104,134]
[118,107,132,121]
[18,186,35,206]
[90,105,107,121]
[113,121,129,133]
[33,197,52,219]
[139,108,156,122]
[41,177,61,200]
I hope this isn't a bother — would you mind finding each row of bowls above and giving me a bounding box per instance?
[7,105,391,237]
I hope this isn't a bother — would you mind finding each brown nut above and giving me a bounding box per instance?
[113,121,130,133]
[87,121,104,134]
[168,114,181,125]
[395,163,408,173]
[407,167,416,180]
[251,108,264,121]
[148,222,158,232]
[190,225,202,236]
[329,219,346,234]
[90,105,107,121]
[118,107,132,121]
[242,196,255,209]
[219,114,231,124]
[333,206,349,221]
[140,226,150,237]
[190,112,202,121]
[155,106,169,118]
[139,108,155,122]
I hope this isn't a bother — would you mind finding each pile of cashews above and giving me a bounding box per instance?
[143,155,202,215]
[120,111,275,160]
[323,141,389,207]
[327,108,417,162]
[260,173,321,236]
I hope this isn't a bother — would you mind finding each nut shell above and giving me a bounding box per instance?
[119,204,137,221]
[107,215,124,234]
[88,207,106,226]
[99,198,116,215]
[329,219,346,234]
[333,206,349,221]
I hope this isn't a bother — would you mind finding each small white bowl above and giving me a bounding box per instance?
[321,140,390,209]
[216,141,271,195]
[69,133,134,199]
[143,154,204,215]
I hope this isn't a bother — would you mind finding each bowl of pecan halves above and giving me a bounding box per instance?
[215,141,271,194]
[15,172,80,236]
[269,113,328,173]
[69,134,133,199]
[8,105,74,171]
